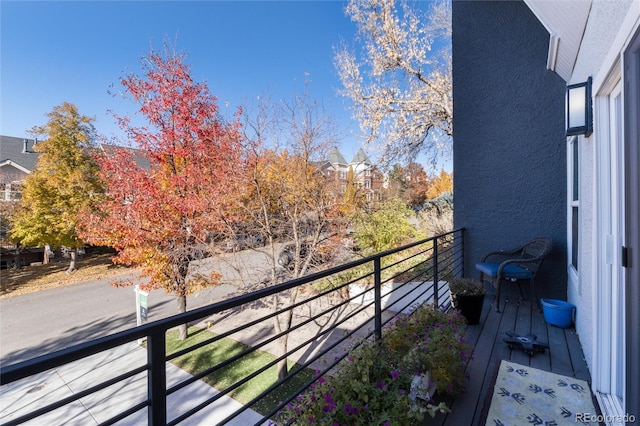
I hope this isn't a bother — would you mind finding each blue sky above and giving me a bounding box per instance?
[1,2,368,156]
[1,0,450,170]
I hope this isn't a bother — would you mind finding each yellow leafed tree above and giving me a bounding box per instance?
[426,169,453,199]
[11,102,104,273]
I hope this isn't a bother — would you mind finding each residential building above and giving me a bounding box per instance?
[0,137,152,201]
[452,0,639,420]
[0,136,40,201]
[317,147,384,206]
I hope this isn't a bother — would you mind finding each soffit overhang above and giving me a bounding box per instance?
[524,0,592,82]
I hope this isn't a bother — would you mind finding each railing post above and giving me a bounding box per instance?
[148,330,167,425]
[433,237,439,308]
[374,257,382,341]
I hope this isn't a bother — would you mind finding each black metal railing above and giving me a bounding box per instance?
[0,229,465,426]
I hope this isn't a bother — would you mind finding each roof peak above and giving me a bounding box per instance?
[351,147,371,165]
[327,147,348,165]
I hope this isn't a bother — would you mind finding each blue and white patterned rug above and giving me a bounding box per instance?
[486,361,598,425]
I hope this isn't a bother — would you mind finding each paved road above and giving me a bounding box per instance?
[0,248,283,425]
[0,272,241,366]
[0,243,331,366]
[0,247,398,424]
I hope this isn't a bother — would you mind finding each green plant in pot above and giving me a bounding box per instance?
[274,306,472,425]
[449,277,486,325]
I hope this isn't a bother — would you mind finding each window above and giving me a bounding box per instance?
[364,180,371,189]
[569,137,579,270]
[0,182,22,201]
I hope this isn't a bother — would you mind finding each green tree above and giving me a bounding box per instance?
[352,198,415,254]
[11,102,103,273]
[385,163,406,200]
[418,192,453,237]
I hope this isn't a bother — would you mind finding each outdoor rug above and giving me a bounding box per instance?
[485,361,598,425]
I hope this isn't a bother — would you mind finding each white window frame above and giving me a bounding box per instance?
[567,135,579,286]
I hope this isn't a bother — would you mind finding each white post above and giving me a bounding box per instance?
[135,285,149,344]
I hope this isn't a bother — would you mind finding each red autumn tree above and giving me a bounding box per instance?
[404,162,430,209]
[79,48,246,339]
[384,162,430,209]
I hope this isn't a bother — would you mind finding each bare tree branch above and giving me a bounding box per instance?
[335,0,452,167]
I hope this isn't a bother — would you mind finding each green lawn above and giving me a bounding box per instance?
[165,326,315,416]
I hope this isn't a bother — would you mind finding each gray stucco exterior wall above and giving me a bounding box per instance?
[452,0,567,300]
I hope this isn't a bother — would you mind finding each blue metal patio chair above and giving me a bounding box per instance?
[476,237,552,312]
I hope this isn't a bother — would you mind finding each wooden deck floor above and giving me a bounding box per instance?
[429,285,592,426]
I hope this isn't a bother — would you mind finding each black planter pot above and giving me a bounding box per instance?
[451,293,485,325]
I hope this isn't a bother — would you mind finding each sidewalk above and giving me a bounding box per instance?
[0,342,265,425]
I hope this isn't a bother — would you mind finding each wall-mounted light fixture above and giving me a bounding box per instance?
[566,77,593,137]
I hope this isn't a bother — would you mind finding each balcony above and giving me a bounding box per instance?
[0,229,589,425]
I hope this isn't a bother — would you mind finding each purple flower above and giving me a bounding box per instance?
[344,403,360,415]
[391,370,399,379]
[323,392,335,412]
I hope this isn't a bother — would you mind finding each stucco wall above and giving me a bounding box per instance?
[567,0,634,384]
[452,0,567,300]
[571,0,634,85]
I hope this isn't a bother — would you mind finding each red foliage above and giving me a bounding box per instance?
[80,49,247,296]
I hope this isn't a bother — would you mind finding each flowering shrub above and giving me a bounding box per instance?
[448,277,486,297]
[273,306,472,425]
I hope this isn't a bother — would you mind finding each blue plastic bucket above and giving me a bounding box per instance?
[541,299,576,328]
